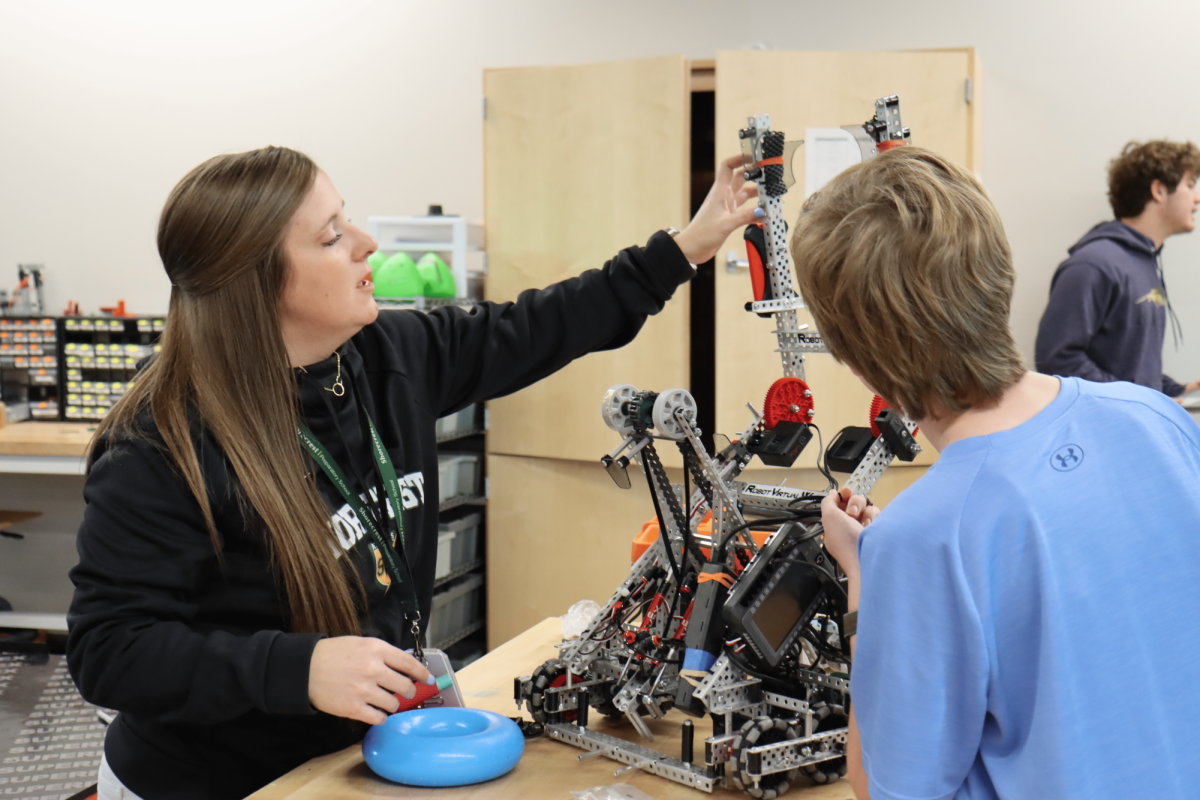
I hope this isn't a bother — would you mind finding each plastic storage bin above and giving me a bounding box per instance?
[436,453,482,503]
[435,512,483,580]
[435,403,478,439]
[427,572,484,647]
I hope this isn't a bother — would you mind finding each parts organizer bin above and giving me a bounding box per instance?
[435,512,483,580]
[427,572,484,647]
[0,317,58,420]
[437,453,482,503]
[435,403,478,438]
[1,315,165,421]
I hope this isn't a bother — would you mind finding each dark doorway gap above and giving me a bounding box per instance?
[689,91,716,454]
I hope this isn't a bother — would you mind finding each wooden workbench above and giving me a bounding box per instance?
[250,618,852,800]
[0,420,93,473]
[0,420,94,456]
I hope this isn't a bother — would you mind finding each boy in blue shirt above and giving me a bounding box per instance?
[790,147,1200,800]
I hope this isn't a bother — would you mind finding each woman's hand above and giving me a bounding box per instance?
[820,488,879,579]
[673,154,762,265]
[308,636,433,725]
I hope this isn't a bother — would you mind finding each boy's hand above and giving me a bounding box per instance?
[820,488,879,578]
[673,154,762,265]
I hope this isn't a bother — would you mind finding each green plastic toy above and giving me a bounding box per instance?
[372,252,422,298]
[416,253,456,298]
[367,250,389,272]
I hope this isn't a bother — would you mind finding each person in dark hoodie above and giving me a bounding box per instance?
[1036,140,1200,400]
[67,146,761,800]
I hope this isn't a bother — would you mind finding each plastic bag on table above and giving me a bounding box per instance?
[560,599,602,639]
[569,783,658,800]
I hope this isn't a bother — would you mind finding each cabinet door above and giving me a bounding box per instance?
[483,56,691,463]
[713,49,981,467]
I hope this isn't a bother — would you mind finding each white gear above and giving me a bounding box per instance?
[652,388,697,440]
[600,384,639,434]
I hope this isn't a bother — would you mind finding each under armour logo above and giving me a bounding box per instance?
[1050,444,1084,472]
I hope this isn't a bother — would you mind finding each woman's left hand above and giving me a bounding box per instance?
[673,154,762,265]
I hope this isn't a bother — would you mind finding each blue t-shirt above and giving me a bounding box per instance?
[852,377,1200,800]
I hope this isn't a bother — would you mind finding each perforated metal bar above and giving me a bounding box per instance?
[743,728,849,779]
[842,418,920,497]
[547,725,718,792]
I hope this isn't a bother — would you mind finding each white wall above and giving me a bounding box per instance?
[2,0,1198,380]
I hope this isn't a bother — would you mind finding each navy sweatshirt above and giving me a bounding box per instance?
[66,232,693,800]
[1035,221,1184,396]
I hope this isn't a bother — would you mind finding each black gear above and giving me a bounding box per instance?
[761,131,787,197]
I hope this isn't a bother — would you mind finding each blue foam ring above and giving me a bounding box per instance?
[362,707,525,787]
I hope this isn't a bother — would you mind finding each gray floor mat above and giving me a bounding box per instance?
[0,652,106,799]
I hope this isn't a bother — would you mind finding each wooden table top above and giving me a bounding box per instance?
[249,618,852,800]
[0,421,95,457]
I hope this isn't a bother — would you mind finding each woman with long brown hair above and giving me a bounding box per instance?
[66,145,759,799]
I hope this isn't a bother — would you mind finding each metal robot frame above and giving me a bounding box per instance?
[515,96,917,800]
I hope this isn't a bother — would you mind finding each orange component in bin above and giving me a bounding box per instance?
[631,514,772,574]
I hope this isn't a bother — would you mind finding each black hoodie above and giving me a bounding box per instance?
[1035,220,1184,396]
[66,232,692,799]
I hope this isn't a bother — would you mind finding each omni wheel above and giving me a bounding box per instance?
[601,384,639,435]
[730,716,800,799]
[652,388,697,440]
[526,658,583,724]
[802,711,849,786]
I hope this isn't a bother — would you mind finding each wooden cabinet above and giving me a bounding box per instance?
[483,55,692,464]
[483,50,980,647]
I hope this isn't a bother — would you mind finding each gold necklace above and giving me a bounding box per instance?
[299,352,346,397]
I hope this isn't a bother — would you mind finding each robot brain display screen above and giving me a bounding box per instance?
[753,560,824,652]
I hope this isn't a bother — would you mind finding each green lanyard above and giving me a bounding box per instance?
[297,416,420,618]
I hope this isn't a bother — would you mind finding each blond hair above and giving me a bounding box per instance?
[790,147,1023,421]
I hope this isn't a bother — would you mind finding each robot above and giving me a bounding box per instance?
[515,96,918,799]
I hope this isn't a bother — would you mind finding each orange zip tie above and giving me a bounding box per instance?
[757,157,784,167]
[698,571,735,589]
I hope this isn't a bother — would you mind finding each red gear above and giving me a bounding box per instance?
[762,377,814,429]
[548,672,582,722]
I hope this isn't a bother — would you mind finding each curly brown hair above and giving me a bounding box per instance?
[1108,140,1200,219]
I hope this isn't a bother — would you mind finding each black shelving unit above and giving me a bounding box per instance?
[0,316,165,422]
[61,317,164,421]
[429,403,488,670]
[0,316,59,420]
